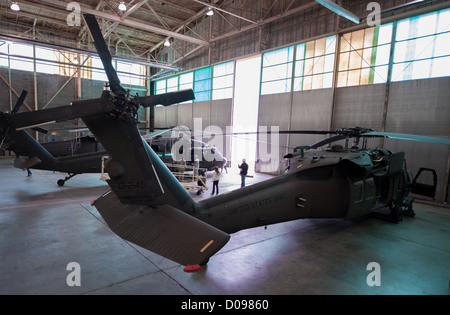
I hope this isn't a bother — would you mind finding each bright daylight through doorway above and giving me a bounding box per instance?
[231,54,262,175]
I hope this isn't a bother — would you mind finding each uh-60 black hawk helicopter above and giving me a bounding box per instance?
[1,108,226,187]
[4,14,450,272]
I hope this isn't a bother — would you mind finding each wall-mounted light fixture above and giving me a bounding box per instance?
[10,1,20,11]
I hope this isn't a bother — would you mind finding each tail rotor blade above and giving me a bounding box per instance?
[139,89,195,107]
[10,98,113,130]
[1,90,28,147]
[83,14,125,97]
[12,90,28,114]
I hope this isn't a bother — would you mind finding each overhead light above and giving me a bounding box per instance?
[206,7,214,16]
[118,1,127,11]
[164,39,171,47]
[10,1,20,11]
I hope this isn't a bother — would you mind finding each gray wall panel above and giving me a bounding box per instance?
[384,77,450,202]
[290,88,334,151]
[332,83,386,131]
[258,93,291,173]
[386,78,450,136]
[177,102,193,129]
[209,99,232,161]
[0,68,35,114]
[192,101,211,128]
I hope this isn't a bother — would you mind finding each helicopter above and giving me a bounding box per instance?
[1,123,227,186]
[5,14,450,272]
[0,90,195,186]
[1,95,226,186]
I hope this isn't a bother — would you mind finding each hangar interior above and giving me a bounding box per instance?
[0,0,449,295]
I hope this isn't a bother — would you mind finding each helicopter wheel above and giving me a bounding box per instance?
[402,205,416,217]
[57,179,65,187]
[390,205,403,223]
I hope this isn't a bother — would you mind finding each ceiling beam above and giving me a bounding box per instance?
[38,0,209,46]
[210,1,319,43]
[104,0,149,38]
[315,0,360,24]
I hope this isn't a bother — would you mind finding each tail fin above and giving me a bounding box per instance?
[82,113,195,211]
[83,110,231,266]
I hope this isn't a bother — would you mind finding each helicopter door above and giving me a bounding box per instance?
[346,178,375,219]
[346,178,376,219]
[410,168,437,199]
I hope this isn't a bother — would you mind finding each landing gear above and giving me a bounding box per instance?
[371,197,415,223]
[388,197,416,223]
[57,173,77,186]
[389,205,403,223]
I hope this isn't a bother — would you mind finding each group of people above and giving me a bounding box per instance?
[208,158,248,196]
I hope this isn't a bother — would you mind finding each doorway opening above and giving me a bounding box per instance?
[231,55,262,175]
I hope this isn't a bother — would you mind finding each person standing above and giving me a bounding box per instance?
[193,155,200,177]
[211,167,221,195]
[238,158,248,187]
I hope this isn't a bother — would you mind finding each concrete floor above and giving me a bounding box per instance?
[0,157,449,295]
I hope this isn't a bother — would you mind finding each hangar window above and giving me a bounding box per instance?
[34,47,58,75]
[0,41,8,68]
[54,50,92,79]
[294,35,337,91]
[166,76,179,92]
[155,71,194,104]
[212,61,234,100]
[392,8,450,81]
[116,61,146,87]
[5,42,34,72]
[194,67,212,102]
[91,56,108,82]
[179,72,193,91]
[337,23,393,87]
[155,78,167,94]
[260,46,294,95]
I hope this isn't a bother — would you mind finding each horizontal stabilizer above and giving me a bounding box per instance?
[14,156,41,169]
[94,190,230,266]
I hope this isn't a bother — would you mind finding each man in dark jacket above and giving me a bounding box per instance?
[238,158,248,187]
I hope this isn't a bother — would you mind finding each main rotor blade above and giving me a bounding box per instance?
[139,89,195,107]
[200,130,337,136]
[363,132,450,146]
[83,14,125,97]
[310,135,347,149]
[12,90,28,114]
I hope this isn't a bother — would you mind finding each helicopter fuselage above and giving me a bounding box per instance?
[195,147,410,233]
